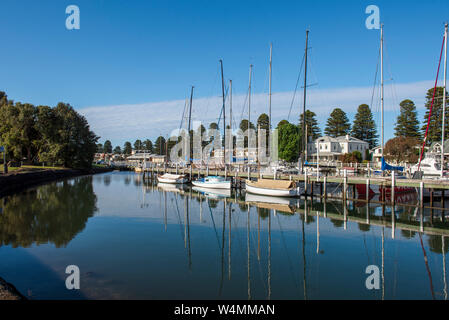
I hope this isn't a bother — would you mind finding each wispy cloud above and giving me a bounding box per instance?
[79,80,433,146]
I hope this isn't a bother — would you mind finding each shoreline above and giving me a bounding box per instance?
[0,166,113,198]
[0,277,26,300]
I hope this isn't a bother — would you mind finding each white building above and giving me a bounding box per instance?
[307,135,370,162]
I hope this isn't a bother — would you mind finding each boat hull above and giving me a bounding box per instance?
[191,180,231,189]
[245,183,302,197]
[157,175,189,184]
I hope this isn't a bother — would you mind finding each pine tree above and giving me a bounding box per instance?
[324,108,351,137]
[394,99,421,139]
[351,104,378,148]
[421,87,449,144]
[299,110,321,141]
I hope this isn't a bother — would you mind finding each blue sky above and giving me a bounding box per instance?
[0,0,448,147]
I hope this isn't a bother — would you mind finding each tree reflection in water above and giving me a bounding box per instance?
[0,176,97,248]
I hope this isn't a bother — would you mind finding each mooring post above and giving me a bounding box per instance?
[225,166,227,179]
[304,168,308,197]
[248,166,250,180]
[323,176,327,199]
[207,165,209,177]
[343,169,347,203]
[367,162,370,177]
[420,181,424,208]
[391,170,395,205]
[366,178,370,202]
[190,165,193,179]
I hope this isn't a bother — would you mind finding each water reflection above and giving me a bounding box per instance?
[0,176,97,248]
[1,172,449,299]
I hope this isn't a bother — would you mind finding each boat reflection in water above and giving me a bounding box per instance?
[1,171,449,300]
[192,186,231,199]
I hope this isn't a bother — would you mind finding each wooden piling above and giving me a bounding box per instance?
[323,176,327,199]
[366,178,370,202]
[420,182,424,208]
[391,171,395,205]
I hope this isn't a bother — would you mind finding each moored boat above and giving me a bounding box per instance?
[192,176,231,189]
[245,179,303,197]
[157,173,189,184]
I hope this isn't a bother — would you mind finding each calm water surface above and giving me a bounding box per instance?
[1,171,449,299]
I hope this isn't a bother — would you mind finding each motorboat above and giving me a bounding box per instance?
[245,179,303,197]
[157,173,189,184]
[410,155,443,177]
[191,176,231,189]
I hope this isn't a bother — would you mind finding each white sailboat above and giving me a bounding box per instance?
[157,173,189,184]
[245,179,303,197]
[192,176,231,189]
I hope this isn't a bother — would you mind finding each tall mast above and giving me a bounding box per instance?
[188,86,194,165]
[230,79,233,164]
[381,24,384,159]
[230,80,232,131]
[220,60,226,164]
[442,23,448,177]
[269,42,273,130]
[301,30,309,172]
[249,64,253,126]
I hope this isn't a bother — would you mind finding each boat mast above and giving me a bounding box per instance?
[188,86,194,165]
[269,42,273,130]
[220,60,226,164]
[302,30,309,172]
[249,64,253,127]
[381,24,384,160]
[230,79,233,164]
[441,23,448,177]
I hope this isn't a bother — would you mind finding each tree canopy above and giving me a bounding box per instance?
[277,121,299,162]
[0,92,98,168]
[351,104,378,148]
[421,87,449,144]
[395,99,421,139]
[324,108,351,137]
[299,110,321,141]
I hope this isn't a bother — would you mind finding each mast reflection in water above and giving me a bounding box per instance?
[0,171,448,300]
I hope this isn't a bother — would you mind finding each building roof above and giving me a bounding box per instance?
[311,135,369,144]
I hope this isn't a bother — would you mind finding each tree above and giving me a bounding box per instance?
[324,108,351,137]
[277,121,299,162]
[239,119,255,132]
[134,139,143,150]
[395,99,421,139]
[209,122,219,130]
[384,136,420,163]
[96,144,103,153]
[143,139,153,153]
[123,141,132,155]
[103,140,112,153]
[351,104,378,148]
[421,87,449,144]
[339,152,361,163]
[154,136,166,155]
[257,113,270,150]
[299,110,321,141]
[113,146,121,154]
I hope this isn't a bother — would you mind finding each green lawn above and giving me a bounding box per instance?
[0,165,67,173]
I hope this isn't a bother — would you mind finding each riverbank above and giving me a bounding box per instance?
[0,166,113,198]
[0,277,26,300]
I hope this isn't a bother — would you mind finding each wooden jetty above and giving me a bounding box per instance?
[139,165,449,207]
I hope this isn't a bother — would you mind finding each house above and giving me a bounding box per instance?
[371,146,383,165]
[307,135,370,162]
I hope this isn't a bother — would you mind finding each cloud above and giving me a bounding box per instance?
[79,80,433,146]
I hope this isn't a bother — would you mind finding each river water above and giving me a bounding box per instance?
[0,171,448,299]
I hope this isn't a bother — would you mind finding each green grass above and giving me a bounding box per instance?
[0,165,67,173]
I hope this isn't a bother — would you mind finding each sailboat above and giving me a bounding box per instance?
[361,25,415,195]
[192,60,231,188]
[411,23,448,179]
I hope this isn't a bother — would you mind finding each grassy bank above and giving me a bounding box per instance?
[0,166,113,198]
